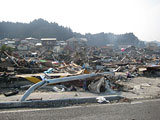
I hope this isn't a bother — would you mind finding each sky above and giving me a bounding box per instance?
[0,0,160,41]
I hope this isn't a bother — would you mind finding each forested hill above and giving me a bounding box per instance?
[83,32,143,47]
[0,18,73,40]
[0,18,143,47]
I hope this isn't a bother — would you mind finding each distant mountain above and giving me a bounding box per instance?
[0,18,73,40]
[75,32,144,47]
[0,18,143,47]
[151,41,160,46]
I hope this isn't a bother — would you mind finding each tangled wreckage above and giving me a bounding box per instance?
[1,45,160,101]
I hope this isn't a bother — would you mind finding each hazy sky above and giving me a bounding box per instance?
[0,0,160,41]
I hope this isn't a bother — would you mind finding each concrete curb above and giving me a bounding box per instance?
[0,95,124,109]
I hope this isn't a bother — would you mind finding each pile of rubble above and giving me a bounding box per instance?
[1,45,160,100]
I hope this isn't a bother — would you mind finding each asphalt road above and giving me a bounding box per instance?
[0,99,160,120]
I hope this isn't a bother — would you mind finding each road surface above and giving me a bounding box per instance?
[0,99,160,120]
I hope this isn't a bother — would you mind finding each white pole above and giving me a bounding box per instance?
[20,72,114,101]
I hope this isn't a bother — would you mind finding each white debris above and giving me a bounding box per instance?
[96,97,110,104]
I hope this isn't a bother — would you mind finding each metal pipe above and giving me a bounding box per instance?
[20,72,114,101]
[20,80,46,101]
[46,72,114,84]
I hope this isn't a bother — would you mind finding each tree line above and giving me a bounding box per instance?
[0,18,143,47]
[0,18,73,40]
